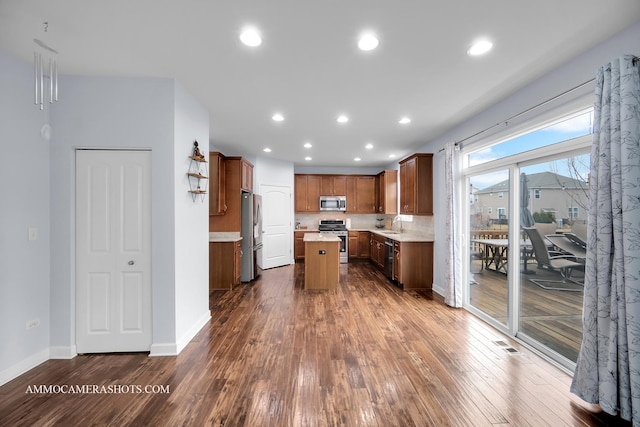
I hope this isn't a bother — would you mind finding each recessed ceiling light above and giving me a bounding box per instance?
[399,117,411,124]
[304,142,312,148]
[365,143,373,149]
[467,40,493,56]
[337,115,349,123]
[240,27,262,47]
[263,148,272,153]
[305,156,312,161]
[272,113,284,122]
[358,33,379,51]
[389,154,397,158]
[354,157,361,162]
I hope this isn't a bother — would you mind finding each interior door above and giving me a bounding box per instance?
[76,149,152,353]
[260,184,292,269]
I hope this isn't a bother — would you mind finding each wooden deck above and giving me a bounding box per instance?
[0,263,624,426]
[470,259,584,361]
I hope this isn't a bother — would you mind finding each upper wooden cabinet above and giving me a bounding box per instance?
[346,175,376,213]
[209,152,227,216]
[320,175,347,196]
[376,169,398,215]
[210,156,253,232]
[295,174,321,212]
[399,153,433,215]
[295,173,379,213]
[241,158,253,193]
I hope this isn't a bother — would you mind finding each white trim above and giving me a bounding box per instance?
[149,343,179,357]
[176,310,211,354]
[0,348,49,386]
[149,310,211,357]
[50,345,77,359]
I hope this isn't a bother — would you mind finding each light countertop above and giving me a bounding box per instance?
[356,229,434,242]
[296,228,433,242]
[209,232,242,242]
[303,233,341,242]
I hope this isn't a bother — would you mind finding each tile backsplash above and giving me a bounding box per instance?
[295,213,434,239]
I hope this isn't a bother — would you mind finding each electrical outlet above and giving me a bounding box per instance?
[26,318,40,330]
[28,227,38,241]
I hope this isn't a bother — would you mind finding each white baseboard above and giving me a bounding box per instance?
[176,310,211,354]
[149,310,211,357]
[149,342,178,357]
[0,348,49,387]
[49,345,77,359]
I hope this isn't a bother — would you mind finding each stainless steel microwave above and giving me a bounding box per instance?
[319,196,346,211]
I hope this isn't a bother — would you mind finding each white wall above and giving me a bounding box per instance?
[51,74,209,357]
[419,21,640,295]
[0,52,51,384]
[173,81,211,353]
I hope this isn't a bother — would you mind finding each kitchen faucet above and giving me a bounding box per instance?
[392,215,403,233]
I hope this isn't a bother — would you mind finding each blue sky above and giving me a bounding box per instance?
[468,111,592,189]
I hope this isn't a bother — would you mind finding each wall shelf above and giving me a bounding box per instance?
[187,143,208,202]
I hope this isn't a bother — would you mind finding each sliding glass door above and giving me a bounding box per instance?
[518,154,589,362]
[468,169,510,329]
[463,110,592,369]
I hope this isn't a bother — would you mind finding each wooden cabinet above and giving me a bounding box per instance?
[241,158,253,193]
[295,175,321,212]
[294,231,314,260]
[320,175,347,196]
[348,231,359,259]
[370,233,386,270]
[399,153,433,215]
[358,231,371,258]
[210,240,242,290]
[295,173,379,213]
[304,238,340,290]
[348,231,372,260]
[346,176,376,213]
[376,169,398,214]
[209,152,227,215]
[393,240,433,289]
[210,156,253,232]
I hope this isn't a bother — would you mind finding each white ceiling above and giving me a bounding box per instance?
[2,1,639,167]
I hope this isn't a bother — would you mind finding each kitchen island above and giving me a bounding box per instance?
[303,233,340,290]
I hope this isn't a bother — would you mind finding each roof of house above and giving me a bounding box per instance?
[476,172,587,194]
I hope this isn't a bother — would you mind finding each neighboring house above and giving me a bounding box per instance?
[473,172,589,227]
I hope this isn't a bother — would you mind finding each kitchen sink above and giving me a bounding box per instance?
[380,230,401,235]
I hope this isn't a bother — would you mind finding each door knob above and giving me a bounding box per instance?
[128,260,135,265]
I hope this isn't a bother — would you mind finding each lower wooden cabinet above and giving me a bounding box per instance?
[370,233,386,269]
[393,241,433,289]
[294,231,313,260]
[210,240,242,290]
[348,231,372,260]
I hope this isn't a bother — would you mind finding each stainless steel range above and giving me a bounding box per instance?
[318,219,348,263]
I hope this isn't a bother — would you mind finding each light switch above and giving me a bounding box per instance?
[28,227,38,241]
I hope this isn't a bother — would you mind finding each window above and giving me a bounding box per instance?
[497,207,506,218]
[498,192,504,199]
[488,207,493,214]
[534,189,541,199]
[467,110,593,167]
[569,207,579,219]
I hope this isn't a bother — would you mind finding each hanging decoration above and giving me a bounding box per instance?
[33,22,59,140]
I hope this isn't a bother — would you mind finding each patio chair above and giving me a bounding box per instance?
[523,227,585,291]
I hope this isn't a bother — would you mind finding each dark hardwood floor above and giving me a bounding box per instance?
[0,263,629,426]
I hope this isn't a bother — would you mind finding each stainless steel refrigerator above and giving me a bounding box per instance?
[241,191,263,282]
